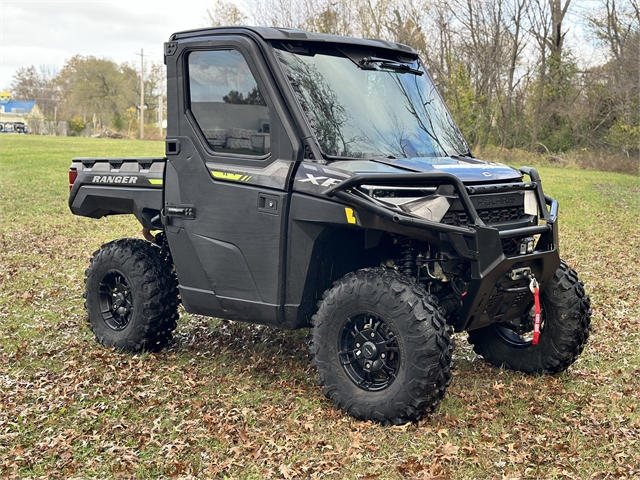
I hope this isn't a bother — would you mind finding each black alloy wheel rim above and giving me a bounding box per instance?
[339,312,400,391]
[493,302,545,348]
[98,270,133,331]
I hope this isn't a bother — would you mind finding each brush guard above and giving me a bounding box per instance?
[323,167,560,332]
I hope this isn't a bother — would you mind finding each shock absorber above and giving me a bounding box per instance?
[400,239,416,277]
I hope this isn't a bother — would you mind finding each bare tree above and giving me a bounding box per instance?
[588,0,639,122]
[300,0,356,35]
[381,0,428,52]
[250,0,307,28]
[355,0,391,40]
[528,0,552,152]
[193,0,633,157]
[442,0,513,146]
[204,0,247,26]
[9,65,59,118]
[500,0,529,147]
[584,0,640,153]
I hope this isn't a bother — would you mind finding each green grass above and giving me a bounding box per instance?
[1,134,639,478]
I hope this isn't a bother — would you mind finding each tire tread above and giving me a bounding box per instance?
[310,267,453,424]
[84,238,179,352]
[468,260,591,374]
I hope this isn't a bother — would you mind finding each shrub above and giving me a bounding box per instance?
[68,117,86,136]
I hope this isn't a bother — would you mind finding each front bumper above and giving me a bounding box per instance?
[323,167,560,332]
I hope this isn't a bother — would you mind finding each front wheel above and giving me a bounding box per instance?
[84,239,179,352]
[468,260,591,374]
[311,268,453,424]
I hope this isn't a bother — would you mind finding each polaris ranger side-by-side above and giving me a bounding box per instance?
[68,26,591,424]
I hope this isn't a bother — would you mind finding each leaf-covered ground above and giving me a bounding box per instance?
[1,136,639,478]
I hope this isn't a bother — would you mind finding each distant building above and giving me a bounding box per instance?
[0,90,45,123]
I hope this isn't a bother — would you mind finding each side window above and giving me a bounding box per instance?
[188,50,271,156]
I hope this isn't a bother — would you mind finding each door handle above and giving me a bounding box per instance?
[258,193,279,215]
[162,205,195,225]
[165,205,195,218]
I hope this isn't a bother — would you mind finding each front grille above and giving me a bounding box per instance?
[442,204,533,257]
[442,206,527,227]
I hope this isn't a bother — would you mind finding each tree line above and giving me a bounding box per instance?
[10,0,639,156]
[10,57,163,136]
[213,0,637,156]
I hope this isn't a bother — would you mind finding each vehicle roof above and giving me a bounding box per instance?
[169,25,418,56]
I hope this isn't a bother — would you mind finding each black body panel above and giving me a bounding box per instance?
[163,33,299,326]
[70,186,163,229]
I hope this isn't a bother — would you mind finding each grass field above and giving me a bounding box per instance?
[1,134,639,479]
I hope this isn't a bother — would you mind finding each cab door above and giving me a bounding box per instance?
[163,36,298,325]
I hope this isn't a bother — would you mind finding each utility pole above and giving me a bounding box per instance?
[138,49,144,140]
[158,92,163,136]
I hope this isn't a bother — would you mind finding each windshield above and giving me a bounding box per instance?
[275,46,469,160]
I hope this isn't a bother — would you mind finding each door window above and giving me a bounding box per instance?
[188,50,271,156]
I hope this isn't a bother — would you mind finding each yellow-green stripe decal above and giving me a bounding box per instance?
[149,179,163,185]
[211,171,252,182]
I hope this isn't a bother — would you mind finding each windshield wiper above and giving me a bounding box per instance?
[450,151,486,164]
[359,57,423,76]
[451,151,474,159]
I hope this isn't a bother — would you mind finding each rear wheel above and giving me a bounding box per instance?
[468,260,591,374]
[84,239,179,352]
[311,268,453,424]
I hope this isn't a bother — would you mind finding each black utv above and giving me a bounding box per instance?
[68,26,591,424]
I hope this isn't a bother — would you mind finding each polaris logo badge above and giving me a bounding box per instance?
[475,195,517,207]
[92,175,139,184]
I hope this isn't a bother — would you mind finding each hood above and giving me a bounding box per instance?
[331,156,522,183]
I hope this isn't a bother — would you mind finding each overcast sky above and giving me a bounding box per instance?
[0,0,603,92]
[0,0,219,90]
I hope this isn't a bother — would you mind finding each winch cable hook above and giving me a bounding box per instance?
[527,274,542,345]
